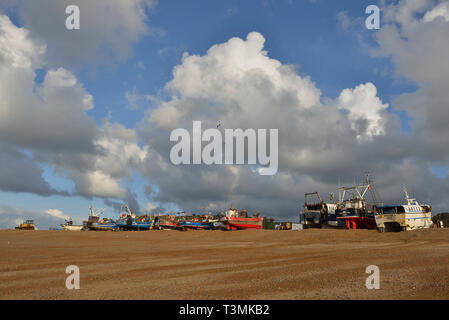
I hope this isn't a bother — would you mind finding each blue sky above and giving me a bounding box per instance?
[1,0,449,228]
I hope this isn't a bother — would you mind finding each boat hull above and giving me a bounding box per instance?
[88,223,117,231]
[224,217,263,230]
[116,220,153,230]
[300,211,348,229]
[179,221,215,229]
[157,221,184,230]
[62,225,84,231]
[337,215,377,229]
[375,212,433,232]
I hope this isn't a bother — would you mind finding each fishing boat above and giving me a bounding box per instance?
[300,192,340,228]
[115,204,153,231]
[220,208,263,230]
[335,188,377,230]
[335,175,380,230]
[374,186,433,232]
[61,218,84,231]
[86,205,117,231]
[179,220,215,229]
[154,214,185,230]
[179,215,215,230]
[133,215,154,230]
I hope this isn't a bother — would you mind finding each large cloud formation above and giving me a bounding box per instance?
[376,0,449,162]
[137,31,422,217]
[1,0,155,66]
[0,15,147,199]
[135,1,449,218]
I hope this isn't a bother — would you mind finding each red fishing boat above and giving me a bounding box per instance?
[221,208,263,230]
[335,174,381,230]
[154,214,184,230]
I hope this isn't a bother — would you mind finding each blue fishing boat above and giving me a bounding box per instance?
[179,220,215,230]
[86,205,117,231]
[177,213,216,230]
[116,204,153,231]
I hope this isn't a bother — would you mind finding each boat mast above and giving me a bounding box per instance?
[365,172,383,207]
[336,173,383,208]
[120,204,132,216]
[403,185,418,206]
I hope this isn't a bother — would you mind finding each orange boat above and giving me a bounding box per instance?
[221,208,263,230]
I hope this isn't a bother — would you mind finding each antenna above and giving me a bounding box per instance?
[403,185,409,202]
[365,172,383,206]
[402,185,418,205]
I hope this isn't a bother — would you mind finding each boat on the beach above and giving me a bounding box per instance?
[86,205,117,231]
[334,174,382,230]
[300,192,340,228]
[335,185,377,230]
[154,214,185,230]
[61,218,84,231]
[374,186,433,232]
[300,174,381,229]
[179,214,216,230]
[115,204,153,231]
[179,220,215,229]
[220,208,263,230]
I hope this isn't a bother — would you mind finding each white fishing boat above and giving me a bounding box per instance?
[62,224,84,231]
[61,218,84,231]
[374,186,433,232]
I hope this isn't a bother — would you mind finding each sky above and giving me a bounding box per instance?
[1,0,449,229]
